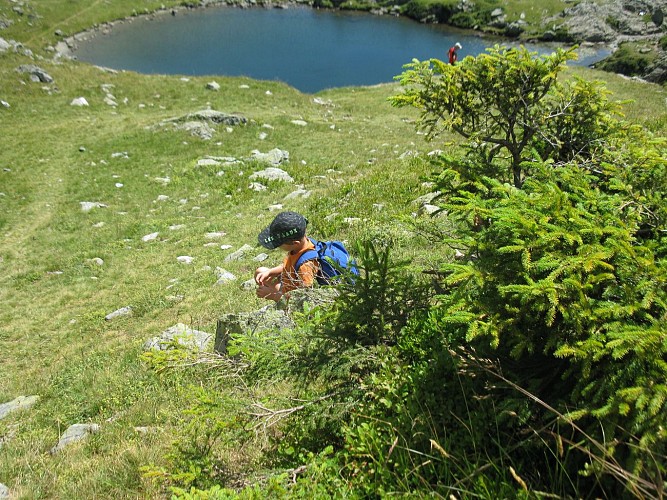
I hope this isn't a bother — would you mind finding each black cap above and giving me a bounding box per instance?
[258,211,308,249]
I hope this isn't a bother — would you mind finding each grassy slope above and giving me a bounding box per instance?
[1,1,665,498]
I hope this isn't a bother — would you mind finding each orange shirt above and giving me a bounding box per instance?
[281,239,319,295]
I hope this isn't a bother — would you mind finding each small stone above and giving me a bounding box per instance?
[215,267,237,284]
[105,306,132,321]
[142,232,159,242]
[249,182,267,191]
[70,97,89,107]
[240,278,256,290]
[80,201,107,212]
[205,231,226,239]
[177,256,194,264]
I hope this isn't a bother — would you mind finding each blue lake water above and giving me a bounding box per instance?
[73,6,609,93]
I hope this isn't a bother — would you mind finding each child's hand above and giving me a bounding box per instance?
[255,267,272,285]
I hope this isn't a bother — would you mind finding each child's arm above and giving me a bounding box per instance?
[255,264,284,285]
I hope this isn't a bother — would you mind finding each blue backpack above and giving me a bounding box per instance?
[295,238,359,285]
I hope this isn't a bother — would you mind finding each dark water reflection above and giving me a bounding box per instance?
[73,6,610,93]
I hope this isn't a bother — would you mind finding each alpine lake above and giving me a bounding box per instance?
[73,5,610,93]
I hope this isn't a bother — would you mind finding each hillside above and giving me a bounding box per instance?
[1,1,666,498]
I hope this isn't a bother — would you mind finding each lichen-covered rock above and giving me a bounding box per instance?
[143,323,212,352]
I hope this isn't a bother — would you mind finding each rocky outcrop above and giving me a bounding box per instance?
[645,53,667,83]
[542,1,667,81]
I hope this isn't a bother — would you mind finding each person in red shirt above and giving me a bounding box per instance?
[255,211,319,302]
[448,42,462,65]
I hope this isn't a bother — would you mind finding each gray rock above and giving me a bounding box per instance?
[143,323,212,352]
[224,244,254,262]
[205,231,227,239]
[249,167,294,183]
[70,97,89,107]
[16,64,54,83]
[284,188,311,200]
[182,110,247,126]
[80,201,107,212]
[50,423,100,454]
[104,306,132,321]
[249,182,267,191]
[0,37,10,52]
[419,204,442,216]
[0,483,9,499]
[254,253,269,262]
[249,148,289,166]
[215,267,237,284]
[206,81,221,91]
[240,278,256,290]
[197,158,222,167]
[0,395,40,420]
[141,232,159,242]
[180,121,214,140]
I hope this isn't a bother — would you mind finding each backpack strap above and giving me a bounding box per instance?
[294,238,320,272]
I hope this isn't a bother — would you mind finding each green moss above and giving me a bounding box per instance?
[596,42,658,77]
[402,0,458,22]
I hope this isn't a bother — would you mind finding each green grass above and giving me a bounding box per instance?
[0,1,665,498]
